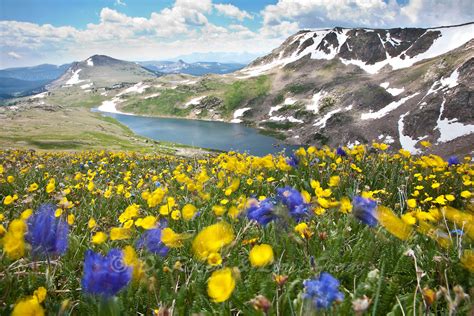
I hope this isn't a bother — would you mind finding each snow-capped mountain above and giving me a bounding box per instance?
[232,23,474,156]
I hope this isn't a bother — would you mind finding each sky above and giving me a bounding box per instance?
[1,0,473,68]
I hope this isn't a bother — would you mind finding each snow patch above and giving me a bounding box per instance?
[231,107,252,123]
[398,112,426,154]
[380,82,390,89]
[86,58,94,67]
[80,82,93,90]
[66,69,84,85]
[361,93,419,120]
[435,98,474,143]
[144,93,161,99]
[30,92,48,99]
[117,82,149,96]
[313,108,342,128]
[269,105,283,116]
[185,96,206,107]
[307,90,327,113]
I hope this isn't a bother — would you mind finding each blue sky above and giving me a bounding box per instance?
[1,0,472,68]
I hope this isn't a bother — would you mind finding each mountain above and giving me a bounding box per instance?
[170,51,262,64]
[227,22,474,156]
[0,77,50,100]
[139,60,244,76]
[0,63,70,81]
[0,63,70,100]
[49,55,157,89]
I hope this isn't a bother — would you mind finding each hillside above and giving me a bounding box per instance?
[49,55,157,89]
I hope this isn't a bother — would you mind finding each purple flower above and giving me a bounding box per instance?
[352,196,378,227]
[304,272,344,309]
[82,248,132,297]
[447,156,460,166]
[26,204,68,257]
[286,154,299,167]
[136,227,169,256]
[277,187,310,221]
[246,198,277,226]
[336,147,347,157]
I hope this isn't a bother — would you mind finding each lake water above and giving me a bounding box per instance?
[99,111,301,156]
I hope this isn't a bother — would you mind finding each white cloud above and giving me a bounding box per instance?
[260,0,474,31]
[214,3,253,21]
[114,0,126,6]
[7,51,22,59]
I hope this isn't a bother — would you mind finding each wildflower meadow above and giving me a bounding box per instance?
[0,145,472,315]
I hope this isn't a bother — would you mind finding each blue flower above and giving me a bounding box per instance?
[82,248,132,297]
[286,154,299,167]
[447,156,460,166]
[246,198,276,226]
[304,272,344,309]
[336,147,347,157]
[26,204,68,257]
[352,196,378,227]
[450,229,464,236]
[277,187,310,221]
[136,227,169,256]
[154,181,161,187]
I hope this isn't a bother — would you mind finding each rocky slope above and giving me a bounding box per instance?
[225,23,473,156]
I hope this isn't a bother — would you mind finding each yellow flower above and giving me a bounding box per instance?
[434,195,446,205]
[339,197,352,213]
[3,195,14,205]
[182,204,197,221]
[110,227,131,241]
[91,232,107,244]
[28,183,39,192]
[431,182,440,189]
[123,245,145,282]
[207,268,236,303]
[21,209,33,220]
[119,204,140,223]
[88,218,97,229]
[377,206,413,240]
[67,214,75,225]
[161,227,190,247]
[420,140,432,148]
[55,209,63,217]
[207,252,223,266]
[407,199,417,208]
[445,194,455,202]
[12,296,44,316]
[212,205,226,216]
[294,222,313,239]
[460,191,471,199]
[7,175,15,183]
[33,287,47,303]
[2,219,27,260]
[249,244,274,267]
[45,180,55,193]
[401,213,417,225]
[140,216,157,230]
[328,175,340,187]
[192,222,234,260]
[171,210,181,220]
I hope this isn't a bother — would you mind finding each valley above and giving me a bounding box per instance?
[1,23,473,157]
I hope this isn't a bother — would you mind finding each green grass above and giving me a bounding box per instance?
[222,75,270,115]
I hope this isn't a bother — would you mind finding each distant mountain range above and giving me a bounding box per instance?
[0,64,70,99]
[138,60,244,76]
[0,58,246,100]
